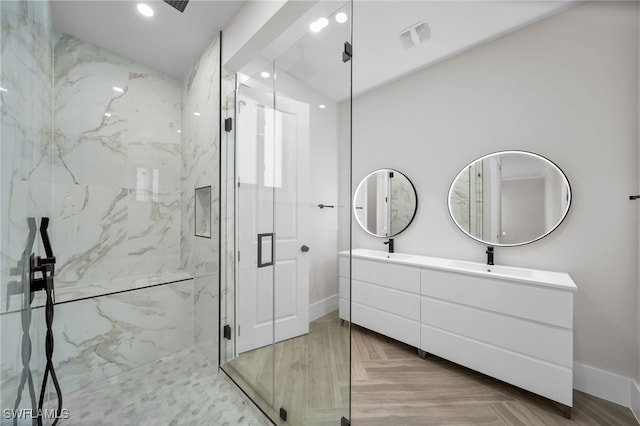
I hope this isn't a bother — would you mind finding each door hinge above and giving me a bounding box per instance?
[279,408,287,421]
[342,41,352,63]
[237,251,240,262]
[237,325,240,336]
[224,117,233,132]
[341,417,350,426]
[223,324,231,340]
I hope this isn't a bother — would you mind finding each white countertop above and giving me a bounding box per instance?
[341,248,577,291]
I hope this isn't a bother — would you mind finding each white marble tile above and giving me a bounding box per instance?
[126,189,181,277]
[127,142,181,192]
[53,33,181,189]
[52,280,194,396]
[1,0,54,319]
[181,37,220,278]
[0,306,48,414]
[194,274,219,366]
[50,33,183,292]
[51,184,129,288]
[62,347,270,426]
[124,70,181,145]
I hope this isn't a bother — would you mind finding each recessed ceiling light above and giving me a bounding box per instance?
[104,112,112,117]
[193,112,201,116]
[177,130,181,134]
[260,71,270,78]
[137,3,154,17]
[310,21,322,33]
[113,86,124,93]
[319,104,326,109]
[335,12,348,24]
[310,17,329,33]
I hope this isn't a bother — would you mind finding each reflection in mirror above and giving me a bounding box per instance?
[354,169,417,237]
[448,151,571,246]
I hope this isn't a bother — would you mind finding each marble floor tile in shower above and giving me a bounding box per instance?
[62,347,271,426]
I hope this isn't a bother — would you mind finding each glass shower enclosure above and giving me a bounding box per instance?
[220,2,353,424]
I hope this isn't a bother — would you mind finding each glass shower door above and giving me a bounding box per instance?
[220,2,352,424]
[227,82,277,405]
[1,1,53,424]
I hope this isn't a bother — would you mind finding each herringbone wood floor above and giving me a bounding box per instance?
[352,325,638,426]
[225,311,637,425]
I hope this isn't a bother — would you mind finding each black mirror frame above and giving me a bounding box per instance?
[447,150,572,247]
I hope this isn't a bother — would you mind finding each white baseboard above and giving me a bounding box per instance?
[631,380,640,423]
[574,362,632,407]
[309,294,339,322]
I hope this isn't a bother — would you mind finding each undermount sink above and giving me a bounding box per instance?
[447,260,533,278]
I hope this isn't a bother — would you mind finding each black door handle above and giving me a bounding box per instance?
[301,245,310,253]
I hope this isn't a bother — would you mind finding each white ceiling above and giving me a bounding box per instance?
[51,0,577,97]
[263,1,577,101]
[51,0,245,80]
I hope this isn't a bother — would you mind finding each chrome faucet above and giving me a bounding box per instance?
[384,238,394,254]
[486,246,494,265]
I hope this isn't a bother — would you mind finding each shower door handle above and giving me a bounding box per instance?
[257,233,274,268]
[301,245,309,253]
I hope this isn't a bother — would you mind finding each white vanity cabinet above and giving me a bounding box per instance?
[420,267,574,407]
[338,253,421,347]
[339,249,577,409]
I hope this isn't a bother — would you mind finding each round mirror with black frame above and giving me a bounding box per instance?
[353,169,418,237]
[448,151,571,247]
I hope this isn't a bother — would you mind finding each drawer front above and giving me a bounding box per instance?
[339,255,349,278]
[354,280,420,321]
[421,268,573,328]
[352,258,420,294]
[339,277,349,299]
[421,324,572,406]
[354,303,420,347]
[421,297,572,367]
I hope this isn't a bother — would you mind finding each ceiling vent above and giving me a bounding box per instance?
[163,0,189,13]
[399,22,431,49]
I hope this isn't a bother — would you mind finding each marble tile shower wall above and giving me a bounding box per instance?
[181,37,221,366]
[1,0,54,307]
[52,33,182,290]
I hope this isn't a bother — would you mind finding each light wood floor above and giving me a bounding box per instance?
[224,312,350,425]
[224,312,637,425]
[352,325,638,426]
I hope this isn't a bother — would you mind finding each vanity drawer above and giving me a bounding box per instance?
[339,255,349,278]
[352,258,420,293]
[421,296,572,367]
[420,268,573,328]
[339,277,349,299]
[355,302,420,348]
[420,324,572,406]
[354,280,420,321]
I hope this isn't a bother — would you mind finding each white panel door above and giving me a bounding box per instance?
[273,96,309,344]
[236,86,310,354]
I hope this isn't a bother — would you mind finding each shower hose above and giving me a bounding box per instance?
[11,218,63,426]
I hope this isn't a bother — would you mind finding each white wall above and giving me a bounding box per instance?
[343,1,639,380]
